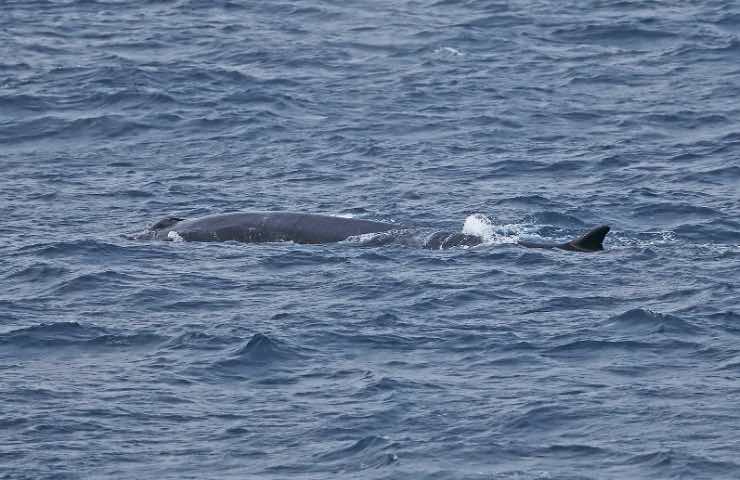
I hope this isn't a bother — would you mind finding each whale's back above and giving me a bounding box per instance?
[164,212,395,244]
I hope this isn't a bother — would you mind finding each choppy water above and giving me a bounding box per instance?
[2,1,740,479]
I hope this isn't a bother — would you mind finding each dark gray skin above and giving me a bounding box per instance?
[150,212,394,244]
[145,212,611,252]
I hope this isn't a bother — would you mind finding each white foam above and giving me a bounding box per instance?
[344,232,381,243]
[343,230,399,246]
[659,230,677,242]
[461,214,522,245]
[434,46,464,56]
[167,230,184,242]
[127,229,154,240]
[613,230,677,248]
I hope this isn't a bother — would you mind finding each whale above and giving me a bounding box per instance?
[141,212,610,252]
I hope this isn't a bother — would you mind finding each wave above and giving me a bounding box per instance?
[355,376,442,398]
[49,270,135,296]
[18,239,172,259]
[0,322,162,349]
[551,23,678,47]
[530,211,587,226]
[162,331,237,351]
[600,308,702,336]
[503,404,589,434]
[258,250,349,268]
[672,219,740,243]
[537,443,610,457]
[547,337,699,356]
[0,114,159,145]
[319,331,435,351]
[632,203,721,225]
[624,449,740,477]
[215,333,308,368]
[523,296,621,314]
[4,262,69,282]
[313,435,399,470]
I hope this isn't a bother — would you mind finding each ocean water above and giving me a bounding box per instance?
[2,1,740,478]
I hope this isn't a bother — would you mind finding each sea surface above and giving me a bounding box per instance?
[2,1,740,479]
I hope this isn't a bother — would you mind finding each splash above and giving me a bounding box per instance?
[461,214,522,245]
[125,229,155,240]
[167,231,184,242]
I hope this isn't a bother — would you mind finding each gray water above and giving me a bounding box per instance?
[2,1,740,479]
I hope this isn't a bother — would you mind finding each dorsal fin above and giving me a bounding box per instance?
[565,225,610,252]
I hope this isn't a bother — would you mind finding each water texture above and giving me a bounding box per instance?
[1,1,740,479]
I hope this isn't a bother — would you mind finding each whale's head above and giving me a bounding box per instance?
[149,216,185,240]
[152,216,184,231]
[127,216,185,241]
